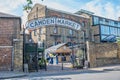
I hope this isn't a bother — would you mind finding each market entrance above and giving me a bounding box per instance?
[44,43,85,71]
[24,42,85,72]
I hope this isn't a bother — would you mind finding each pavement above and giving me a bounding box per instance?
[0,64,120,79]
[0,71,27,79]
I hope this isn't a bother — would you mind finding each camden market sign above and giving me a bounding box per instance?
[26,17,81,30]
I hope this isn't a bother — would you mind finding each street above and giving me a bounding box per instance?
[4,68,120,80]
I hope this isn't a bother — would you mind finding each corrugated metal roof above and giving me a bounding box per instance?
[0,12,19,18]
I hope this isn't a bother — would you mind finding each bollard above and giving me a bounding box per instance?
[84,60,89,69]
[24,63,28,73]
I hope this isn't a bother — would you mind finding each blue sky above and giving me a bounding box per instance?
[0,0,120,25]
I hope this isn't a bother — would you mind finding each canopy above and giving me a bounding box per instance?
[45,43,71,58]
[45,43,66,54]
[55,46,71,53]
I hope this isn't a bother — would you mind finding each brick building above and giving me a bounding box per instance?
[76,9,120,67]
[26,4,120,68]
[27,4,90,48]
[76,9,120,43]
[0,12,23,71]
[26,4,90,66]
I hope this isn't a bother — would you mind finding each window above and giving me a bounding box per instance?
[38,41,43,48]
[117,28,120,36]
[109,20,114,26]
[53,27,57,33]
[40,28,44,34]
[82,21,85,27]
[110,27,114,35]
[36,7,38,18]
[100,24,120,42]
[100,25,110,35]
[34,30,37,36]
[105,19,109,24]
[100,18,105,24]
[110,27,117,35]
[114,21,118,27]
[39,29,41,36]
[113,28,117,35]
[93,16,99,25]
[69,29,73,35]
[118,22,120,27]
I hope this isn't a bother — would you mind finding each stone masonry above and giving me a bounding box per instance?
[0,12,23,71]
[87,42,120,68]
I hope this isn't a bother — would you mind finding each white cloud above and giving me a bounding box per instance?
[1,0,120,26]
[43,2,74,12]
[104,2,115,19]
[84,0,104,16]
[116,6,120,19]
[83,0,120,20]
[21,11,28,27]
[0,0,25,14]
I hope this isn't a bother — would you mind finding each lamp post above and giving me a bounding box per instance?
[23,27,26,72]
[72,42,74,68]
[21,27,29,72]
[81,30,86,67]
[70,38,75,68]
[43,40,47,71]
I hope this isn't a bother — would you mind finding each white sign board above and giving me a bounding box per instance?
[26,17,81,30]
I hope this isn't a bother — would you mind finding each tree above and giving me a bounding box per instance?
[23,0,33,13]
[23,0,44,13]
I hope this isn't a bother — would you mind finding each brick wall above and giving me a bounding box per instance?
[0,17,22,71]
[87,42,120,67]
[0,48,12,71]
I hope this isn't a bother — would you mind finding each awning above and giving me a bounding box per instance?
[45,43,66,54]
[45,43,71,58]
[55,46,72,53]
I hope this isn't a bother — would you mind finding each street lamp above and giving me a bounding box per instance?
[69,38,75,68]
[81,30,87,67]
[20,27,28,72]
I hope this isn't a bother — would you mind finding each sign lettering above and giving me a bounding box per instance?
[26,17,81,30]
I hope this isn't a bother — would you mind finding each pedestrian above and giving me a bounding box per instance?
[56,54,58,64]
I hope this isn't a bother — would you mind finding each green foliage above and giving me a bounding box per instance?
[23,0,44,12]
[117,38,120,44]
[23,0,33,12]
[38,58,46,66]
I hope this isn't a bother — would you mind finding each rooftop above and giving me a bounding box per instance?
[0,12,19,18]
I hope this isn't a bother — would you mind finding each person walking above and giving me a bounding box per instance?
[56,54,58,64]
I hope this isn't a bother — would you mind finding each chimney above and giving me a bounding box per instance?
[118,17,120,21]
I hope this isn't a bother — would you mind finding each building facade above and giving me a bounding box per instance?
[76,9,120,43]
[76,9,120,67]
[27,4,90,48]
[0,12,23,71]
[27,4,120,68]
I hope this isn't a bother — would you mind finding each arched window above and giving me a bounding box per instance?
[69,29,73,35]
[53,27,57,33]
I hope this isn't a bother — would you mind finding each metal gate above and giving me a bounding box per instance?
[24,43,38,72]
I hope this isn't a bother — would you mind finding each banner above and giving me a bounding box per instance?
[26,17,81,30]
